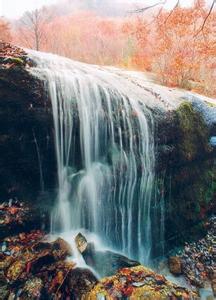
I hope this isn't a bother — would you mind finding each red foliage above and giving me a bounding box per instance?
[12,2,216,97]
[0,18,12,42]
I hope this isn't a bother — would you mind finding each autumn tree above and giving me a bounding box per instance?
[121,17,152,70]
[0,18,12,42]
[43,12,128,66]
[151,0,216,95]
[12,1,215,97]
[17,8,52,50]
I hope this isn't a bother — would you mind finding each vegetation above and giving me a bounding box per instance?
[0,1,214,97]
[0,18,12,43]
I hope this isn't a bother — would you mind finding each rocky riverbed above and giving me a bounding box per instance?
[0,201,200,299]
[169,216,216,297]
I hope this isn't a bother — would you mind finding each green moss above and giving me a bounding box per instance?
[176,101,210,161]
[204,101,216,108]
[170,159,216,223]
[6,57,25,65]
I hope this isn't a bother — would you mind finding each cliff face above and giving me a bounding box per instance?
[0,44,56,204]
[155,101,216,250]
[0,43,215,251]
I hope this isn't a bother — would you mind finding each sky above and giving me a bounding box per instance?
[0,0,58,18]
[0,0,211,19]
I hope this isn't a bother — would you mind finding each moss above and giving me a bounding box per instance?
[4,57,25,66]
[176,101,210,161]
[12,57,24,64]
[164,157,216,250]
[204,100,216,108]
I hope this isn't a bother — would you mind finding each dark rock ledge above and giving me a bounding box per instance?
[0,201,198,299]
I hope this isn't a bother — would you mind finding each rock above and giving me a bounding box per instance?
[168,256,182,275]
[26,251,56,275]
[75,233,140,277]
[6,260,26,281]
[0,201,49,239]
[88,265,198,299]
[211,270,216,297]
[75,232,88,253]
[51,237,72,259]
[211,279,216,297]
[0,285,9,300]
[0,42,215,259]
[66,267,98,299]
[23,277,43,298]
[0,42,55,204]
[0,228,81,298]
[178,216,216,288]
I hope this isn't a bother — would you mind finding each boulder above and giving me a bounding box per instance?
[168,256,182,275]
[88,265,198,299]
[211,270,216,297]
[75,232,88,253]
[51,237,72,259]
[75,233,140,277]
[0,42,216,261]
[66,267,98,299]
[0,201,49,239]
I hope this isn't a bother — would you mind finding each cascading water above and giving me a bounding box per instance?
[29,51,158,264]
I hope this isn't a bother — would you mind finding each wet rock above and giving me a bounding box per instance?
[66,267,98,299]
[51,237,72,259]
[0,42,55,204]
[168,256,182,275]
[0,201,49,239]
[23,277,43,298]
[179,216,215,288]
[0,285,9,300]
[75,233,140,277]
[211,280,216,297]
[26,251,56,275]
[0,229,80,299]
[6,259,26,281]
[88,265,198,299]
[0,42,215,259]
[0,271,9,299]
[75,232,88,253]
[211,270,216,297]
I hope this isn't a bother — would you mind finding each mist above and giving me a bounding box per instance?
[1,0,205,19]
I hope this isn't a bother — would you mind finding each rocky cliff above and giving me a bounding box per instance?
[0,42,215,254]
[0,43,56,205]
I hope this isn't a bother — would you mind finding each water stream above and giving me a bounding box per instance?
[29,51,162,264]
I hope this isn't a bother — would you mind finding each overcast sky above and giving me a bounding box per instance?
[0,0,211,19]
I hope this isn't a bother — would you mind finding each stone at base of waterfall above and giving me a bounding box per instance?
[66,267,98,298]
[211,270,216,297]
[168,256,182,275]
[178,216,215,289]
[88,265,198,299]
[0,200,49,239]
[51,237,73,259]
[75,233,140,277]
[0,230,98,298]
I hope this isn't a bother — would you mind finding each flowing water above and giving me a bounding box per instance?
[29,51,160,264]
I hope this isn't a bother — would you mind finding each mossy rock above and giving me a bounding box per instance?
[88,266,198,299]
[3,57,25,66]
[176,101,211,161]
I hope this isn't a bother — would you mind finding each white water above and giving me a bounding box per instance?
[29,51,158,264]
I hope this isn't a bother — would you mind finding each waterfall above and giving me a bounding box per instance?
[29,51,156,264]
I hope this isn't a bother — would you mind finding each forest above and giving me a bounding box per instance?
[1,0,216,96]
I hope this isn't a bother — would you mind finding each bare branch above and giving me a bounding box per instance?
[164,0,180,24]
[130,0,167,14]
[194,0,216,37]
